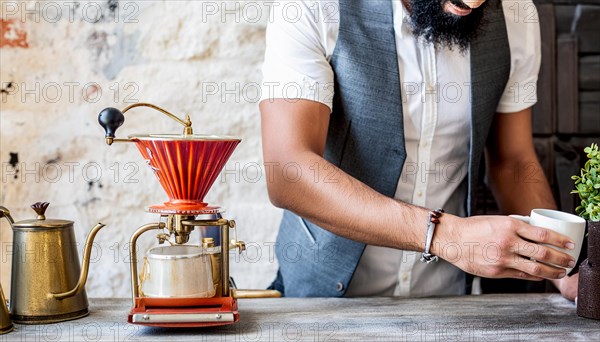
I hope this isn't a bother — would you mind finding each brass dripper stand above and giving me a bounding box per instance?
[129,213,249,303]
[98,103,280,327]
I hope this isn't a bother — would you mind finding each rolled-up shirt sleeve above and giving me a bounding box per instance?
[496,0,542,113]
[260,1,335,111]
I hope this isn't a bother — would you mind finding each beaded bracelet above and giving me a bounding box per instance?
[420,208,444,264]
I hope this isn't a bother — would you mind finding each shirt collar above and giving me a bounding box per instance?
[394,0,411,39]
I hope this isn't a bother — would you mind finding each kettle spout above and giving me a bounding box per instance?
[0,206,15,227]
[49,223,106,300]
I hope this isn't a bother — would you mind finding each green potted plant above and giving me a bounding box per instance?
[572,143,600,320]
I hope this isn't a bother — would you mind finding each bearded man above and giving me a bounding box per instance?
[259,0,579,300]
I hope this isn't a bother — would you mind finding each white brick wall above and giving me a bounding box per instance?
[0,0,282,298]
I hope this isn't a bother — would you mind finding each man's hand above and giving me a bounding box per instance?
[553,273,579,301]
[434,215,576,281]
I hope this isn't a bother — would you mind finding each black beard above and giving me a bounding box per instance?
[407,0,488,52]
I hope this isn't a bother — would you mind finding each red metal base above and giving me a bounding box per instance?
[128,296,239,328]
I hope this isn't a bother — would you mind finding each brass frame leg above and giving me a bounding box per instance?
[129,223,165,306]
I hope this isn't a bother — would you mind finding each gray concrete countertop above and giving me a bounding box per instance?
[2,294,599,341]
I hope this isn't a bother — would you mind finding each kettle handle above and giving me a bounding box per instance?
[0,206,15,226]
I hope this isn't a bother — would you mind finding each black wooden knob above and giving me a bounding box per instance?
[98,107,125,138]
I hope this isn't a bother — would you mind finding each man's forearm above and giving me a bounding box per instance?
[266,151,573,282]
[484,109,557,215]
[265,150,434,252]
[262,101,573,281]
[487,157,557,215]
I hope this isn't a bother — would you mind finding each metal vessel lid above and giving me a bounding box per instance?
[146,245,212,259]
[12,202,73,229]
[128,133,241,142]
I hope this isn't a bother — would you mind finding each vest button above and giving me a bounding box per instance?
[336,282,345,292]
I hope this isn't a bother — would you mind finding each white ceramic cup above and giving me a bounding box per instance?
[510,209,586,274]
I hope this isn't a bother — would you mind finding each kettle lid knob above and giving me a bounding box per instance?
[31,202,50,220]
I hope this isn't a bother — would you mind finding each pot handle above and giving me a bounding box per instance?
[98,103,193,145]
[0,206,15,226]
[233,289,282,299]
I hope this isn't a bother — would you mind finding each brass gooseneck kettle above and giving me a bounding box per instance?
[0,202,106,324]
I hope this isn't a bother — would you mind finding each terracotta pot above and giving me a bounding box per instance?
[577,220,600,320]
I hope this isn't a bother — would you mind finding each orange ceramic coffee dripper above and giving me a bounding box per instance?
[98,103,240,214]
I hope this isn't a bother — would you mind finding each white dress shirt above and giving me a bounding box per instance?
[260,0,541,297]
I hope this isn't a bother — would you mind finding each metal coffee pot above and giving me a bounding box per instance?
[0,202,106,324]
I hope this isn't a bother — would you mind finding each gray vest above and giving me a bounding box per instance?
[271,0,511,297]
